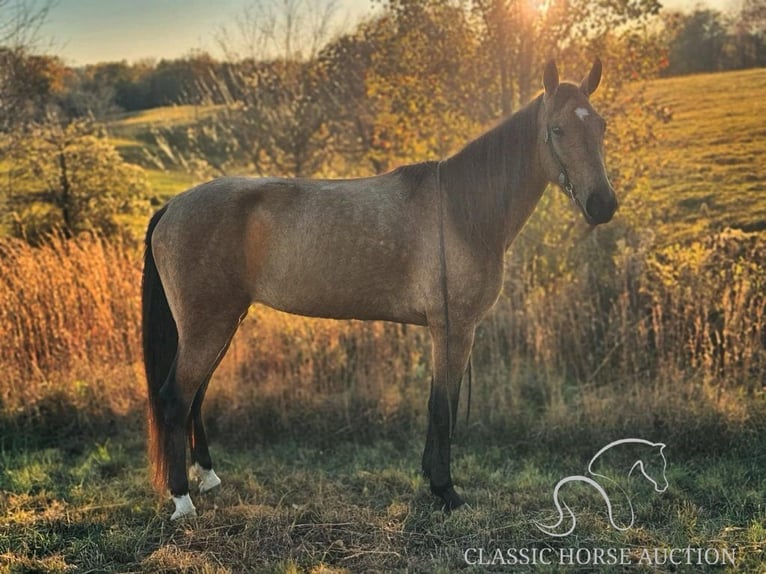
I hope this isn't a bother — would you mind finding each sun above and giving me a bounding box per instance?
[526,0,551,15]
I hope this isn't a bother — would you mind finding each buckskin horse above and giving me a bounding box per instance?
[142,58,617,519]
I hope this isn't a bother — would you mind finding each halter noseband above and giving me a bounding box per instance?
[544,125,576,203]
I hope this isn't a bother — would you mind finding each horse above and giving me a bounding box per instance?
[142,58,617,520]
[534,439,668,537]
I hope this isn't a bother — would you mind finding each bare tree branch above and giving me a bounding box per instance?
[217,0,341,62]
[0,0,56,49]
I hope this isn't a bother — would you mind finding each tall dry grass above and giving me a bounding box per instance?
[0,235,143,428]
[472,227,766,451]
[1,229,763,444]
[496,228,766,390]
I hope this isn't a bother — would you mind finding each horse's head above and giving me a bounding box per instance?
[631,442,669,493]
[539,58,617,225]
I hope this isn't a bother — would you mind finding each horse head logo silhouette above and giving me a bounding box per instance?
[535,439,668,538]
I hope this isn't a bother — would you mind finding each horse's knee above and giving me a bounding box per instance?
[159,362,202,430]
[159,380,190,427]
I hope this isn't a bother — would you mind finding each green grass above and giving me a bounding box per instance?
[145,168,197,201]
[635,68,766,244]
[109,105,222,130]
[1,426,763,573]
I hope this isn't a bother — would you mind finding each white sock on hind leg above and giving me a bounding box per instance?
[171,494,197,520]
[191,462,222,493]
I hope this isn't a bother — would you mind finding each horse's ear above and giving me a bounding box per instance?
[581,57,602,98]
[543,59,559,100]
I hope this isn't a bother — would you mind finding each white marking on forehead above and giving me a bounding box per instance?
[575,107,590,121]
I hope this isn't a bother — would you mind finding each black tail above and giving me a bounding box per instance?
[142,205,177,491]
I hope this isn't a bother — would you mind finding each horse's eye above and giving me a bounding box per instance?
[551,126,564,136]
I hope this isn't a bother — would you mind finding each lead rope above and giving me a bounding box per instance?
[466,353,472,429]
[435,160,453,438]
[435,161,472,438]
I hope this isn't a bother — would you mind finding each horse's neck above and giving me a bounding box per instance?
[440,96,548,253]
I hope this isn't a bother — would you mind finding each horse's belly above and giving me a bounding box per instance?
[242,186,428,324]
[254,281,427,325]
[250,245,427,325]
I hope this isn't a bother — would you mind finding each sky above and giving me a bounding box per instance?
[36,0,739,66]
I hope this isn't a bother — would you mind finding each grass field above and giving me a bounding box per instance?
[1,427,763,573]
[630,68,766,244]
[1,69,765,573]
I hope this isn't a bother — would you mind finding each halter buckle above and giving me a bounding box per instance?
[564,182,575,202]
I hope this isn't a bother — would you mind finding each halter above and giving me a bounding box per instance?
[434,161,471,435]
[544,125,576,203]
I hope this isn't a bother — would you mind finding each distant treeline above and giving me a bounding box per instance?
[661,4,766,76]
[70,54,222,112]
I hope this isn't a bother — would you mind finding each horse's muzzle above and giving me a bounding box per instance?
[584,189,617,225]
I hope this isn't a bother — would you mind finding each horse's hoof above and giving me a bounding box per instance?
[199,471,221,493]
[170,494,197,520]
[440,486,466,512]
[191,463,222,494]
[431,483,465,512]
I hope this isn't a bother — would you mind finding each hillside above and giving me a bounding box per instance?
[638,68,766,244]
[103,68,766,246]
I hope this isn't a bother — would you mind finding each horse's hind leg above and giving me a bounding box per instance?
[163,304,247,519]
[187,378,222,493]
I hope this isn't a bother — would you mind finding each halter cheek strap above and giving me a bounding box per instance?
[545,126,575,202]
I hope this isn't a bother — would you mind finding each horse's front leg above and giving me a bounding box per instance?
[422,325,475,510]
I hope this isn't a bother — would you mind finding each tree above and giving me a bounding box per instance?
[0,0,58,130]
[152,0,344,178]
[663,8,728,75]
[144,53,221,107]
[470,0,541,116]
[466,0,662,116]
[315,23,382,173]
[216,0,344,177]
[0,0,53,47]
[0,49,67,128]
[58,66,121,120]
[333,0,484,172]
[4,118,150,243]
[219,0,341,62]
[731,0,766,68]
[152,0,668,181]
[228,58,336,176]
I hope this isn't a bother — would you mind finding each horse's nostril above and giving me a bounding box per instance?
[585,191,617,224]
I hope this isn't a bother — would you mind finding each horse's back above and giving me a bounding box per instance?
[152,173,434,325]
[249,174,434,322]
